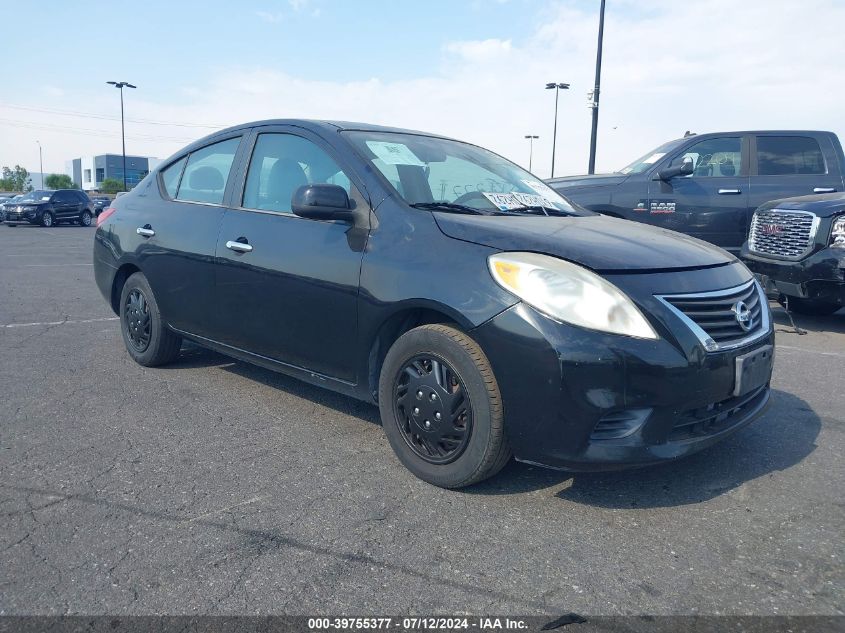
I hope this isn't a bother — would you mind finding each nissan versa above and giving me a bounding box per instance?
[93,120,775,488]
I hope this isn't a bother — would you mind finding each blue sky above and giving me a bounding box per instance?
[2,1,844,178]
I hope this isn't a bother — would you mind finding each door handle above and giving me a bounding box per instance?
[136,225,155,237]
[718,188,742,195]
[226,239,253,253]
[813,187,836,193]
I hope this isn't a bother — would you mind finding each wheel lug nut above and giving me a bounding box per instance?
[416,390,423,399]
[413,407,420,415]
[435,412,441,420]
[429,393,436,401]
[424,420,431,428]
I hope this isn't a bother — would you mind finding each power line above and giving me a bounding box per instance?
[0,118,199,143]
[0,102,226,129]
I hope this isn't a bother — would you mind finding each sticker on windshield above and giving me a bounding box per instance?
[481,192,523,211]
[521,179,555,196]
[365,141,425,166]
[642,152,666,165]
[511,192,553,208]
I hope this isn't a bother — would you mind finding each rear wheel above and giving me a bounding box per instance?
[378,324,511,488]
[119,272,182,366]
[40,211,53,227]
[80,210,93,227]
[782,296,841,316]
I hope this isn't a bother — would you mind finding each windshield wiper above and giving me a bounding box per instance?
[410,202,490,215]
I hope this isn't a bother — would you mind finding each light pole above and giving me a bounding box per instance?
[524,135,539,173]
[545,82,570,178]
[588,0,606,175]
[36,140,43,190]
[106,80,137,191]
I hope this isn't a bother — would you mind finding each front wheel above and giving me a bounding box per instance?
[378,324,511,488]
[781,296,841,316]
[119,272,182,367]
[40,211,53,227]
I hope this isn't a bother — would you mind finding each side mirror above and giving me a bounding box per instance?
[291,184,354,221]
[656,158,694,181]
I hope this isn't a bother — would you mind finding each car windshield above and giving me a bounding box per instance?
[18,190,52,202]
[618,139,686,175]
[345,131,586,216]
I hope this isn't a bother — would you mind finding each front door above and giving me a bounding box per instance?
[213,129,368,383]
[648,135,750,252]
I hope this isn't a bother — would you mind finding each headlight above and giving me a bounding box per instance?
[488,252,658,339]
[831,216,845,249]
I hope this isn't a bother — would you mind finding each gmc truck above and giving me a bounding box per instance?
[548,131,845,255]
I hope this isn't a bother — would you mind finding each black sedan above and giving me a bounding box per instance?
[5,189,95,227]
[93,120,774,488]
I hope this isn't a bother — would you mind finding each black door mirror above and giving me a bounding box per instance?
[291,184,354,221]
[656,157,694,181]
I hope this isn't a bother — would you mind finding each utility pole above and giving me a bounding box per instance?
[524,135,539,172]
[588,0,606,175]
[545,82,570,178]
[107,81,137,191]
[36,140,44,190]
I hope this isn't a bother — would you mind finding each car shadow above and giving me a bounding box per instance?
[770,303,845,335]
[164,342,381,426]
[163,346,819,508]
[466,389,820,508]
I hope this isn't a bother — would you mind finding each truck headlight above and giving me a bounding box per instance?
[831,216,845,249]
[488,252,658,339]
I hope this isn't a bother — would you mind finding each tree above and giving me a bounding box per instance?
[100,178,125,195]
[0,165,32,192]
[44,173,76,190]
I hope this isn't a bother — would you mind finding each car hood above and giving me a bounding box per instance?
[546,173,629,190]
[433,213,735,273]
[761,191,845,218]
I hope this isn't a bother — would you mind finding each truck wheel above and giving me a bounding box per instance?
[782,297,841,316]
[40,211,53,227]
[378,324,511,488]
[119,272,182,367]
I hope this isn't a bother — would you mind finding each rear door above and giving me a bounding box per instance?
[648,135,750,251]
[748,134,842,212]
[52,191,75,220]
[133,134,246,337]
[212,126,369,383]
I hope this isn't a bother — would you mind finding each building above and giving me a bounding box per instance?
[66,154,161,191]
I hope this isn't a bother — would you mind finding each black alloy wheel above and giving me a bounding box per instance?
[394,354,473,464]
[80,210,93,227]
[40,211,53,227]
[124,288,152,353]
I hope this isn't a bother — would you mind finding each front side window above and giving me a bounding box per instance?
[671,137,742,177]
[618,139,686,175]
[345,131,583,215]
[242,133,353,213]
[757,136,825,175]
[176,137,241,204]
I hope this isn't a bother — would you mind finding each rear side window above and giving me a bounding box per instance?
[757,136,825,175]
[161,156,187,198]
[175,137,241,204]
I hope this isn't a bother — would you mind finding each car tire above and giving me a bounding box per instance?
[40,211,53,227]
[781,296,841,316]
[378,324,511,488]
[119,272,182,367]
[80,210,93,227]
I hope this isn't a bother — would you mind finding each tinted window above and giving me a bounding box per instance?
[242,133,352,213]
[176,137,240,204]
[161,157,187,198]
[757,136,825,175]
[672,137,742,177]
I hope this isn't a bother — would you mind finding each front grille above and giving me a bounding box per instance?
[670,386,768,441]
[748,209,818,260]
[657,281,768,351]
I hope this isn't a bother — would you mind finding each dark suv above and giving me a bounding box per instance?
[4,189,95,227]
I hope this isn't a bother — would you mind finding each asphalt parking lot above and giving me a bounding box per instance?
[0,225,842,617]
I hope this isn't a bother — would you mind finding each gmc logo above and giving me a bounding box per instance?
[759,223,783,236]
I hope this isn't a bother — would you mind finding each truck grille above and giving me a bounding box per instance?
[657,280,769,351]
[748,209,818,260]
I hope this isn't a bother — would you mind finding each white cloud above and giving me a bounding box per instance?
[3,0,845,178]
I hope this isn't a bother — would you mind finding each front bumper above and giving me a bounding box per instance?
[741,245,845,305]
[3,209,38,225]
[471,273,774,471]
